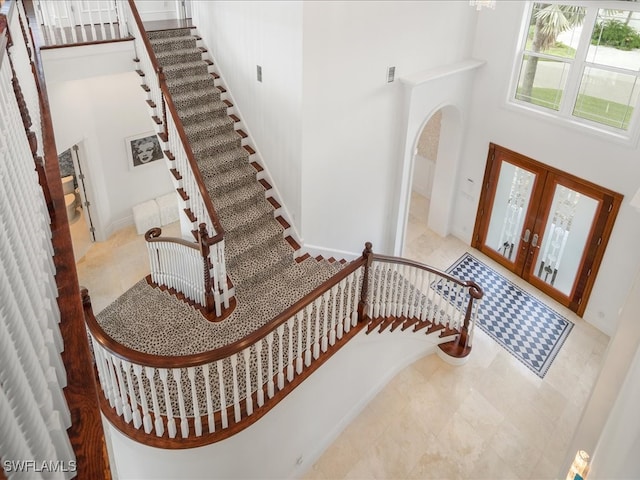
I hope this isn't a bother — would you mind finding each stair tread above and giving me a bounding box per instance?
[219,200,274,233]
[190,130,243,156]
[183,116,234,138]
[225,217,284,262]
[202,163,256,194]
[198,147,249,175]
[210,180,265,212]
[229,240,293,286]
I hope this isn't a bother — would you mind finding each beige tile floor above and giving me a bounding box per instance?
[304,192,609,480]
[71,192,609,479]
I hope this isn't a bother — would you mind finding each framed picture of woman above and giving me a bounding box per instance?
[126,132,163,169]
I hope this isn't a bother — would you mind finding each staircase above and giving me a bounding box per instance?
[146,26,343,321]
[84,8,482,451]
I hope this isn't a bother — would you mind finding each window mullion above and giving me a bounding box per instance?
[559,7,599,118]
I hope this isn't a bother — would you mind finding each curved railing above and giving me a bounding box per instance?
[84,244,483,448]
[122,0,230,312]
[145,224,219,316]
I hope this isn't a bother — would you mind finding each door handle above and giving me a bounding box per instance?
[522,229,531,243]
[531,233,539,248]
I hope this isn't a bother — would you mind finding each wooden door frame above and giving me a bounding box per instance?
[472,143,623,317]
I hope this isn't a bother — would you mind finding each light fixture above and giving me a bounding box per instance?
[469,0,496,10]
[566,450,590,480]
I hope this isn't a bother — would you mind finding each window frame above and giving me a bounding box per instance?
[507,0,640,146]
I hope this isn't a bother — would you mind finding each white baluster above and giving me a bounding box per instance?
[172,369,189,438]
[188,367,202,437]
[276,324,285,390]
[74,1,88,42]
[216,360,228,429]
[373,263,382,317]
[63,1,78,43]
[144,366,164,436]
[255,341,264,407]
[105,355,123,416]
[321,294,329,352]
[265,332,275,398]
[158,368,177,438]
[336,279,345,339]
[202,364,215,433]
[343,274,353,334]
[230,354,241,422]
[133,365,153,434]
[295,311,303,374]
[329,285,338,345]
[380,264,390,317]
[304,304,313,366]
[313,297,321,359]
[242,348,253,416]
[122,360,142,428]
[286,317,294,382]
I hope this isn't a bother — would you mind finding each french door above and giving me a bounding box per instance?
[472,144,622,316]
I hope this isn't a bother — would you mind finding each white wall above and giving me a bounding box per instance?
[105,329,442,479]
[301,1,478,257]
[134,0,181,22]
[563,268,640,478]
[454,1,640,335]
[191,0,304,236]
[43,42,173,240]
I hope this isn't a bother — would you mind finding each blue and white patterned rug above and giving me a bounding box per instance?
[443,253,573,378]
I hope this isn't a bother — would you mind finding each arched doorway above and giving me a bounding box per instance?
[400,105,463,260]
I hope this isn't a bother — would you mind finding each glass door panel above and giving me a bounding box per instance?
[530,183,600,297]
[485,161,536,263]
[473,144,622,316]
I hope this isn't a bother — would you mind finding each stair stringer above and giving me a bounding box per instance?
[103,326,451,479]
[191,27,306,256]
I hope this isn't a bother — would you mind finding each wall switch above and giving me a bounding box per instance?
[257,65,262,82]
[387,66,395,83]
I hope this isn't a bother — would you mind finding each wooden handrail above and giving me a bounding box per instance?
[371,252,484,299]
[16,0,111,477]
[84,255,367,369]
[144,226,200,250]
[126,0,224,242]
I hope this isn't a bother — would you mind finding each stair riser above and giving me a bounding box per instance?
[147,29,193,40]
[199,156,248,178]
[184,119,234,141]
[156,50,203,66]
[231,251,293,289]
[226,221,285,264]
[150,37,197,53]
[192,137,242,158]
[164,63,210,79]
[204,170,256,198]
[180,106,229,126]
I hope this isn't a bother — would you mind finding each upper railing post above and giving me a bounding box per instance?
[198,223,215,315]
[357,242,373,322]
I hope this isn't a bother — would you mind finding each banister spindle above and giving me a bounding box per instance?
[187,367,202,436]
[202,364,215,433]
[216,359,228,429]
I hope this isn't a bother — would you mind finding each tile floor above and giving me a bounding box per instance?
[72,192,609,480]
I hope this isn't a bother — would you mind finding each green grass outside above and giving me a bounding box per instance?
[516,87,632,129]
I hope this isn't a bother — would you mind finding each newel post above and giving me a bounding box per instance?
[198,223,215,315]
[357,242,373,322]
[460,282,483,348]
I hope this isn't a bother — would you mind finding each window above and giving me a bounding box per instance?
[511,2,640,137]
